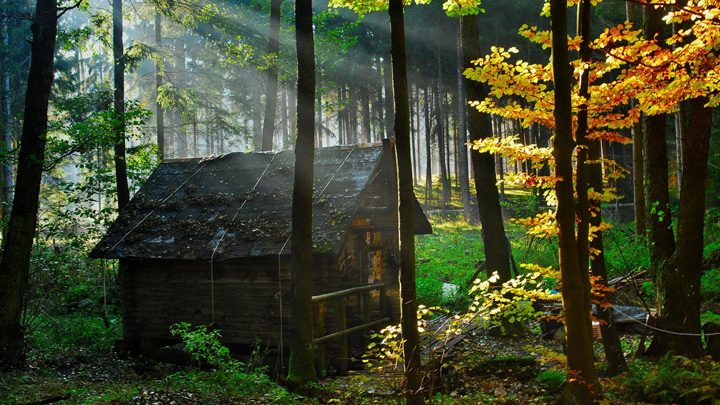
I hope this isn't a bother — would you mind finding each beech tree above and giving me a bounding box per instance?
[459,12,512,285]
[0,0,58,368]
[549,0,600,400]
[576,0,626,376]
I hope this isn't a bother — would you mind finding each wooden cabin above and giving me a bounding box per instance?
[90,141,432,372]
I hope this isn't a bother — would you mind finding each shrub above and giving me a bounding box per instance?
[168,322,291,402]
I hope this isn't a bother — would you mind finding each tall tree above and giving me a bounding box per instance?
[549,0,599,401]
[642,3,709,356]
[637,3,702,357]
[647,96,711,356]
[456,32,472,222]
[261,0,282,151]
[460,13,512,284]
[388,0,424,402]
[113,0,129,211]
[576,0,626,376]
[0,0,13,229]
[0,0,58,368]
[155,11,165,160]
[286,0,317,390]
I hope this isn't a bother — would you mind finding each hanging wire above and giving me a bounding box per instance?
[209,153,279,323]
[102,160,210,259]
[612,306,720,337]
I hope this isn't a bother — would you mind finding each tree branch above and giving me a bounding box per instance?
[57,0,84,19]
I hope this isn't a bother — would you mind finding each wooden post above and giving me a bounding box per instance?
[379,285,386,318]
[338,299,348,375]
[362,291,371,349]
[316,302,326,376]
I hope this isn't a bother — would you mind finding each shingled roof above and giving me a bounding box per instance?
[90,143,431,261]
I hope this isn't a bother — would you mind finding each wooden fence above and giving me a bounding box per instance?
[312,283,389,375]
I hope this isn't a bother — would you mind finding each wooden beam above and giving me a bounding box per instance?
[312,284,386,303]
[313,317,390,344]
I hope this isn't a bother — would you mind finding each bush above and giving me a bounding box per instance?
[168,323,292,402]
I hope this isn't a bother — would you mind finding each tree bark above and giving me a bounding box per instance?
[550,0,600,401]
[388,0,424,402]
[113,0,129,211]
[286,0,317,390]
[0,0,57,368]
[460,14,511,284]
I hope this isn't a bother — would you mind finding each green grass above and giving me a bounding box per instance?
[415,214,484,309]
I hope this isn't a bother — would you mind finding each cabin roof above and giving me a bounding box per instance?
[90,143,431,261]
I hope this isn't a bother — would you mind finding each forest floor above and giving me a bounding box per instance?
[0,320,656,404]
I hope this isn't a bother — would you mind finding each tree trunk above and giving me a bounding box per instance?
[281,87,289,148]
[289,86,296,147]
[632,104,645,235]
[0,0,13,231]
[415,86,422,186]
[388,0,424,402]
[383,51,394,138]
[460,14,511,283]
[376,56,384,140]
[287,0,317,390]
[361,84,371,143]
[641,5,679,357]
[550,0,600,401]
[589,138,628,376]
[579,0,627,376]
[316,89,322,146]
[261,0,282,151]
[155,12,165,160]
[424,85,432,205]
[435,80,449,213]
[646,97,710,357]
[253,84,262,149]
[574,0,595,351]
[456,33,472,221]
[410,84,417,184]
[0,0,57,368]
[113,0,129,211]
